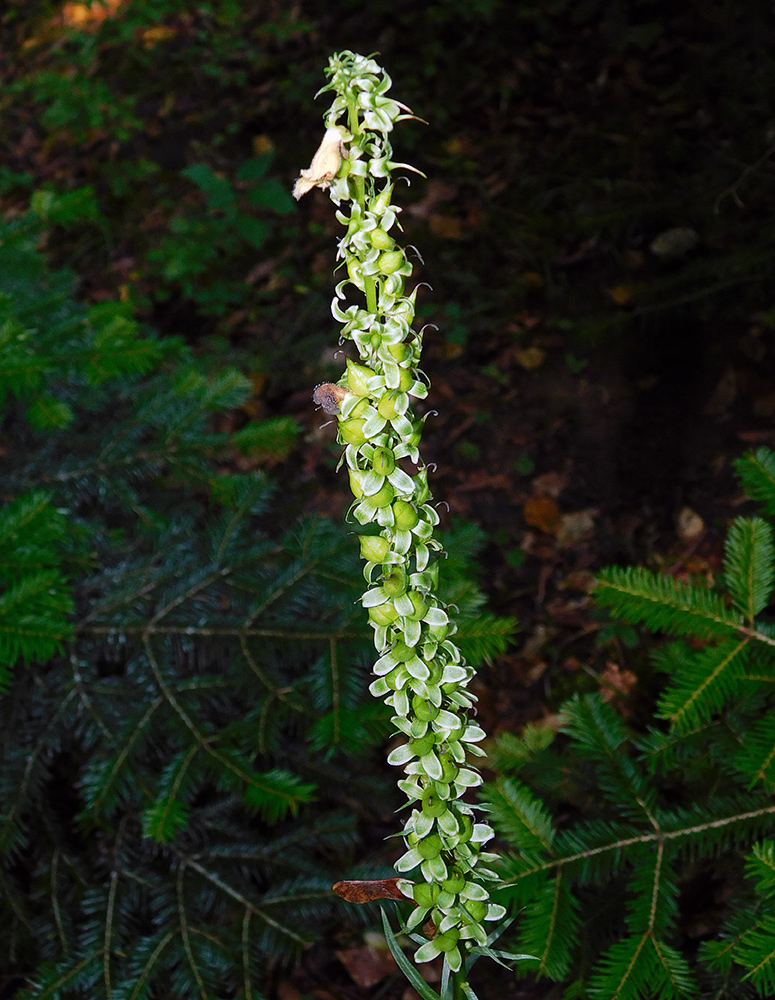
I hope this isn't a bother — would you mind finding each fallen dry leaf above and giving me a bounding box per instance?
[336,945,397,989]
[600,661,637,703]
[429,214,463,239]
[532,469,567,498]
[557,508,597,545]
[333,878,407,903]
[704,368,737,415]
[677,507,704,541]
[524,494,562,534]
[515,345,546,370]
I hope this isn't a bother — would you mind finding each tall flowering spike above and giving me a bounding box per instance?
[298,51,505,976]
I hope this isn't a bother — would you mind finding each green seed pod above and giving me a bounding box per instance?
[370,228,394,250]
[371,184,393,215]
[378,250,405,274]
[440,756,458,783]
[388,342,411,362]
[369,602,398,626]
[406,591,430,621]
[413,881,439,908]
[442,874,466,894]
[383,570,406,597]
[393,499,419,530]
[409,734,436,758]
[340,418,366,445]
[370,481,395,507]
[435,928,460,952]
[465,900,487,922]
[458,814,473,844]
[391,641,413,662]
[421,788,448,818]
[417,833,443,860]
[348,469,365,498]
[377,394,400,420]
[372,446,396,476]
[359,535,389,563]
[412,694,439,721]
[346,359,376,396]
[397,367,414,392]
[385,665,405,687]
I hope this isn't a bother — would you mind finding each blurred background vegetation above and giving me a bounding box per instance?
[2,1,775,997]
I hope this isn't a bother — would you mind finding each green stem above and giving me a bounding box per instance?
[346,95,379,315]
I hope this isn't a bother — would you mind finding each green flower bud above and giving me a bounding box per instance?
[359,535,389,563]
[340,418,366,445]
[417,833,442,860]
[346,257,363,283]
[372,184,393,214]
[370,481,395,507]
[370,228,394,250]
[378,250,405,274]
[346,359,376,396]
[458,815,473,844]
[372,446,396,476]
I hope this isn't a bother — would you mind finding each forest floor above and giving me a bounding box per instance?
[3,2,775,997]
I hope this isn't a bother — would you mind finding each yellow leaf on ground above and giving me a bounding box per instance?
[515,345,546,369]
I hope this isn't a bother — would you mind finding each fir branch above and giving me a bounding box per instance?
[594,566,743,639]
[737,448,775,517]
[724,517,775,622]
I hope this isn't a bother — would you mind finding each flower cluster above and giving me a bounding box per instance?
[297,51,505,973]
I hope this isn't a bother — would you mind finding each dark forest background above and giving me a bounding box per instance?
[2,2,775,998]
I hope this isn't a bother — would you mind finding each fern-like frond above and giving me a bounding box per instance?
[724,517,775,622]
[594,566,742,639]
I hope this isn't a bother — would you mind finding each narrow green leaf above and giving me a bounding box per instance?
[380,909,443,1000]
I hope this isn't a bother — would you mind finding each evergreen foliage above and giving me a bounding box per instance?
[484,449,775,998]
[0,207,512,997]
